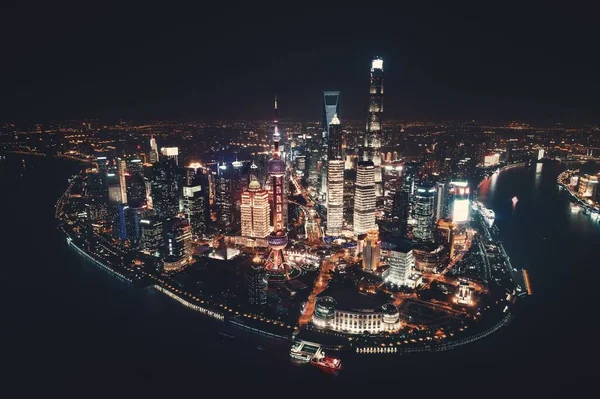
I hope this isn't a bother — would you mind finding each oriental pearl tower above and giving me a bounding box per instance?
[265,96,290,279]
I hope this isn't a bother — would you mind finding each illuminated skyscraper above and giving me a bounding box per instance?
[216,162,234,227]
[164,218,193,269]
[326,159,344,235]
[150,158,180,218]
[382,238,414,287]
[322,91,341,138]
[182,171,209,237]
[149,136,159,164]
[161,147,179,166]
[362,230,381,271]
[107,170,122,206]
[354,161,377,235]
[448,181,470,224]
[266,97,289,277]
[246,263,268,306]
[117,158,128,205]
[326,114,344,235]
[140,216,163,257]
[413,181,436,242]
[366,57,384,197]
[327,114,343,161]
[241,179,271,238]
[434,181,447,221]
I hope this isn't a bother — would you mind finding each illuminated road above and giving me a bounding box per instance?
[298,259,334,326]
[289,175,322,243]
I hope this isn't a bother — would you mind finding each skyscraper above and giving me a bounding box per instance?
[322,91,341,139]
[366,57,384,197]
[362,230,381,271]
[413,182,436,242]
[241,179,271,238]
[96,156,108,188]
[246,263,267,306]
[216,162,234,228]
[182,171,209,237]
[448,181,470,224]
[150,157,180,218]
[126,172,147,208]
[354,161,377,235]
[140,216,163,257]
[107,170,122,207]
[161,147,179,166]
[326,114,344,235]
[382,238,414,287]
[149,136,159,164]
[327,114,343,161]
[326,159,344,235]
[165,218,193,264]
[117,158,128,205]
[266,97,289,277]
[434,181,447,221]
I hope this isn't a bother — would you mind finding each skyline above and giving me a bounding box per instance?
[2,4,600,123]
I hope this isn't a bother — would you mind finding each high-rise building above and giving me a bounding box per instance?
[326,114,344,235]
[434,181,447,221]
[96,156,108,187]
[413,182,436,242]
[382,238,414,287]
[322,91,341,140]
[327,114,343,161]
[117,158,128,205]
[393,163,417,237]
[216,162,234,228]
[577,174,599,198]
[140,216,163,257]
[182,172,209,237]
[161,147,179,166]
[150,158,180,218]
[127,159,143,174]
[241,179,271,238]
[366,57,384,197]
[354,161,377,235]
[266,97,289,276]
[149,136,159,164]
[165,218,193,263]
[246,263,268,306]
[126,172,147,208]
[117,204,129,241]
[107,170,122,206]
[447,181,470,224]
[326,159,344,235]
[362,230,381,271]
[436,218,456,259]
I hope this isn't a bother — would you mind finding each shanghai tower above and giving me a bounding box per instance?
[365,57,384,197]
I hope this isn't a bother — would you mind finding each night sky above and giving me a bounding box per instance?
[2,3,599,123]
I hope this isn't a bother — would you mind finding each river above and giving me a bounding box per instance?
[2,155,596,393]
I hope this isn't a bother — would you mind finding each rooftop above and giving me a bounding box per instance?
[318,280,389,312]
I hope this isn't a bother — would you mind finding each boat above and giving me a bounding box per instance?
[289,341,313,362]
[311,353,342,373]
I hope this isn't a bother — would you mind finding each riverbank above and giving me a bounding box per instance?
[557,169,600,217]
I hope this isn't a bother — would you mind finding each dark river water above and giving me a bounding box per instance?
[2,155,597,394]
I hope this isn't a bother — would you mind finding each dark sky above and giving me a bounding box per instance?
[1,3,599,123]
